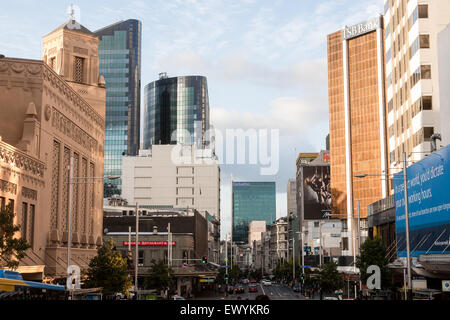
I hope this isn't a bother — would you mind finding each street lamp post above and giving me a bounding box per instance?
[402,152,412,299]
[355,151,412,299]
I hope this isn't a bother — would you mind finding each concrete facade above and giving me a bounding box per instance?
[248,221,266,246]
[121,144,220,263]
[0,19,106,279]
[384,0,450,168]
[103,206,216,297]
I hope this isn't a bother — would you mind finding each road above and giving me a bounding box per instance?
[216,283,313,301]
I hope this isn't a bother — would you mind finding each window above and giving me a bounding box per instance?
[418,4,428,18]
[138,250,144,266]
[419,34,430,48]
[22,203,28,241]
[409,6,418,30]
[29,204,35,248]
[424,127,434,141]
[73,56,85,83]
[342,237,349,251]
[422,96,432,110]
[421,65,431,79]
[50,57,56,70]
[0,197,5,210]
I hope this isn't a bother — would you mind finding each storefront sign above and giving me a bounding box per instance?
[123,241,176,246]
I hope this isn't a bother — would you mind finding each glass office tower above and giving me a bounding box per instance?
[143,74,210,149]
[232,182,276,244]
[95,19,141,197]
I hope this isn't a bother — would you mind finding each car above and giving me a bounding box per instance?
[227,285,234,294]
[261,279,272,286]
[234,285,245,294]
[172,295,185,300]
[242,279,249,284]
[249,279,257,283]
[293,285,301,292]
[248,284,258,293]
[323,296,339,300]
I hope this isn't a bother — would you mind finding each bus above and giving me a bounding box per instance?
[0,269,67,300]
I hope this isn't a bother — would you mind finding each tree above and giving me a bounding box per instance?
[356,237,391,289]
[317,262,344,295]
[0,203,30,269]
[144,259,173,295]
[84,237,132,296]
[228,264,242,283]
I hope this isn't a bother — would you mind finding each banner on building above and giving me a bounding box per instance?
[303,165,331,220]
[394,145,450,257]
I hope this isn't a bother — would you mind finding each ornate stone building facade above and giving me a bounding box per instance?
[0,19,106,279]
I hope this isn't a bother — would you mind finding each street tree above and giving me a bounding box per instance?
[144,259,173,295]
[356,237,391,289]
[0,203,30,269]
[84,237,132,296]
[317,262,344,295]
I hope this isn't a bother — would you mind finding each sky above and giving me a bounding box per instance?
[1,0,383,239]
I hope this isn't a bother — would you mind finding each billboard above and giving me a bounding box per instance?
[303,165,331,220]
[394,145,450,257]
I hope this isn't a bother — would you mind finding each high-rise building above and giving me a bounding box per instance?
[327,16,387,257]
[95,19,142,197]
[383,0,450,170]
[0,17,106,279]
[143,74,210,149]
[287,179,299,260]
[232,181,276,244]
[121,144,221,263]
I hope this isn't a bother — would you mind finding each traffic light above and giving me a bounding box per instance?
[300,273,305,281]
[224,275,229,281]
[202,256,208,264]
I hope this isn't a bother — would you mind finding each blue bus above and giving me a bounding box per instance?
[0,269,66,300]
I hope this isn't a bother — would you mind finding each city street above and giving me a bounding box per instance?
[195,283,318,301]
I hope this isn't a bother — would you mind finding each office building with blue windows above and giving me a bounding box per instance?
[232,182,276,244]
[143,74,210,149]
[95,19,141,197]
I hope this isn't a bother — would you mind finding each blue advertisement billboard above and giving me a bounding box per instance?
[394,145,450,257]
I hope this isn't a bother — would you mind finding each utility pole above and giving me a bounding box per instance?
[67,156,74,275]
[402,151,412,299]
[168,223,171,267]
[357,200,362,293]
[135,202,139,296]
[292,238,295,283]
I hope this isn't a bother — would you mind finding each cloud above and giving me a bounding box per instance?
[158,50,327,91]
[211,95,327,135]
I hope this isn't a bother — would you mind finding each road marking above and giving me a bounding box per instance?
[260,283,265,296]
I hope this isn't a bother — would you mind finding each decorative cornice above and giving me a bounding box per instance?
[0,58,104,131]
[0,139,45,178]
[42,65,105,130]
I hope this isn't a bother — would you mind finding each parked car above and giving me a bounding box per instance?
[248,284,258,293]
[293,285,301,292]
[242,279,249,284]
[249,279,257,283]
[227,285,234,294]
[323,296,339,300]
[172,295,185,300]
[234,285,245,294]
[261,279,272,286]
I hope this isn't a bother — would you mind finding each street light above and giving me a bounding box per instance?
[66,156,119,291]
[355,151,412,299]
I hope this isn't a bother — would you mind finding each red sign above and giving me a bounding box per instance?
[123,241,176,246]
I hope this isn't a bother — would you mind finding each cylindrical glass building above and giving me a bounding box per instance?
[143,74,210,149]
